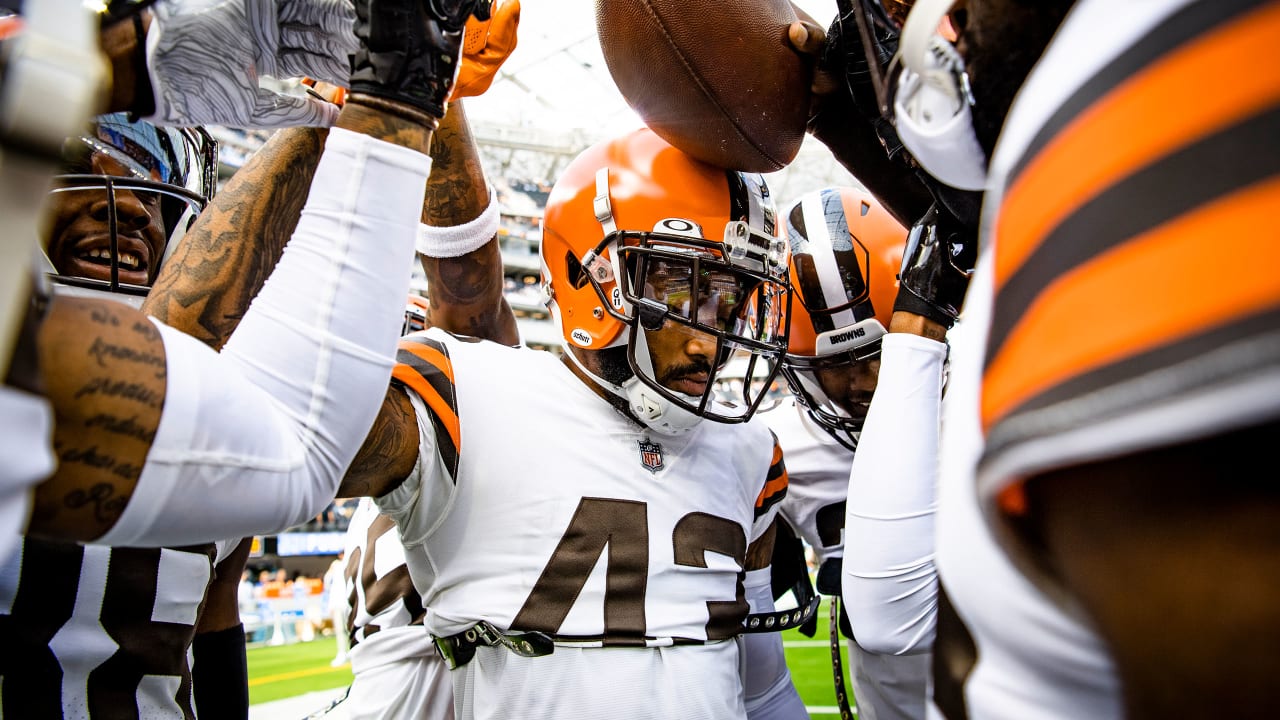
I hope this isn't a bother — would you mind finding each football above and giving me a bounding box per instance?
[595,0,812,173]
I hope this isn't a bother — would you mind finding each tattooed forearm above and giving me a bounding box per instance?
[339,388,419,499]
[83,413,157,443]
[86,337,165,377]
[77,312,166,378]
[31,296,167,541]
[149,100,434,348]
[888,310,949,343]
[418,100,520,345]
[423,100,489,225]
[145,127,328,350]
[336,99,434,154]
[422,249,502,305]
[59,444,142,481]
[73,377,163,408]
[63,482,131,525]
[88,303,120,327]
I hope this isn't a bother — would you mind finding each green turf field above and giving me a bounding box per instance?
[248,599,855,718]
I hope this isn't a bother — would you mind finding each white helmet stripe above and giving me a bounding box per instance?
[728,171,775,235]
[801,189,859,332]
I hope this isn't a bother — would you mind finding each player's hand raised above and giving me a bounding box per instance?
[348,0,493,126]
[449,0,519,101]
[893,204,977,328]
[147,0,358,128]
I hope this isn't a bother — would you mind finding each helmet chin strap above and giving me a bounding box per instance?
[562,338,703,437]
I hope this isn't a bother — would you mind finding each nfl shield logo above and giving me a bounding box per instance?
[638,440,665,473]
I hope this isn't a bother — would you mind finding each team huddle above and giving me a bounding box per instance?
[0,0,1275,719]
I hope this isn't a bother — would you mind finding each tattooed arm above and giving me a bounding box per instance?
[418,99,519,346]
[339,388,420,499]
[142,127,328,348]
[30,298,166,536]
[337,100,517,500]
[27,102,434,542]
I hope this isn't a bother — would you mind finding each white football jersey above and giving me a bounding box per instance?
[376,330,787,720]
[0,537,226,718]
[341,497,452,720]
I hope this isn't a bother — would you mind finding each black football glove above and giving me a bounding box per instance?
[894,203,978,328]
[818,0,895,124]
[348,0,493,121]
[807,1,936,227]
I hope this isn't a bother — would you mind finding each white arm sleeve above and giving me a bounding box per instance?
[742,568,808,720]
[98,128,431,546]
[843,332,948,655]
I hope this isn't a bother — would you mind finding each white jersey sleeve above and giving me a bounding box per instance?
[767,390,934,720]
[98,129,430,546]
[842,333,947,655]
[750,432,789,546]
[371,331,462,565]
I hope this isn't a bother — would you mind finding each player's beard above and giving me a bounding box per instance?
[596,345,634,386]
[580,345,642,421]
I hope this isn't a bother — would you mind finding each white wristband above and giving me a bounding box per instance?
[415,188,500,258]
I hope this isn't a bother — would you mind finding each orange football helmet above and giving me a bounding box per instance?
[779,186,906,449]
[540,127,790,432]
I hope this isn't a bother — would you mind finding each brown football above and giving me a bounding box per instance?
[595,0,812,173]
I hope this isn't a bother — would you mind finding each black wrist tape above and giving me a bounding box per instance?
[192,624,249,720]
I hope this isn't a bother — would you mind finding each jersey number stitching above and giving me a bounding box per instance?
[510,497,748,643]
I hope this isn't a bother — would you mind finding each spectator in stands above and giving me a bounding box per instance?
[238,568,257,618]
[325,550,351,667]
[312,501,340,530]
[332,499,358,530]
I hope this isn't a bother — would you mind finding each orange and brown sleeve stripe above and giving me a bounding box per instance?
[981,0,1280,438]
[754,434,788,519]
[392,334,461,481]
